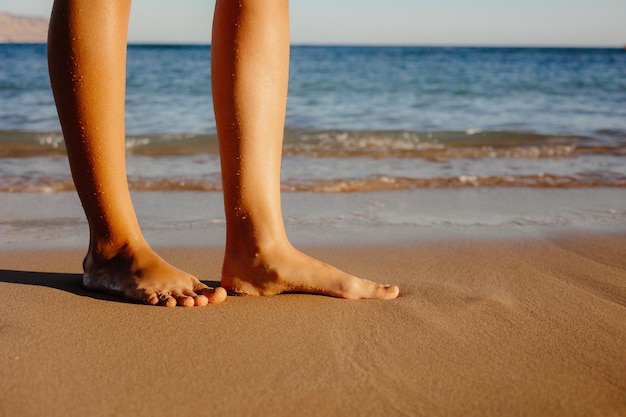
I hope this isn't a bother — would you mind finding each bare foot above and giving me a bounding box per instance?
[83,242,227,307]
[221,242,399,300]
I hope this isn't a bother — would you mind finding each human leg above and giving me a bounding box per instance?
[211,0,399,299]
[48,0,226,306]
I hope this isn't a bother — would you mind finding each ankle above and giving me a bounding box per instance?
[87,234,147,264]
[225,221,290,260]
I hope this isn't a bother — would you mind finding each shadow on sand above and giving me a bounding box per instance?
[0,269,222,304]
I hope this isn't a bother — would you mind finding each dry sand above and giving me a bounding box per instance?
[1,233,625,416]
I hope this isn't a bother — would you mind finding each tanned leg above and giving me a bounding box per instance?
[48,0,226,306]
[212,0,399,299]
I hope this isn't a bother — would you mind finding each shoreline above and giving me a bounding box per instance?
[2,188,625,249]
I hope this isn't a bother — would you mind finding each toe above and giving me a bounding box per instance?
[194,280,227,303]
[125,288,159,305]
[378,284,400,299]
[158,293,177,307]
[214,287,227,303]
[144,291,160,305]
[194,295,209,306]
[198,286,227,304]
[341,277,400,300]
[172,290,196,307]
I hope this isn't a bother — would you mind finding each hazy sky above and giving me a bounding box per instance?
[1,0,624,46]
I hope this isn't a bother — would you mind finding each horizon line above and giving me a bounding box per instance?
[1,41,623,49]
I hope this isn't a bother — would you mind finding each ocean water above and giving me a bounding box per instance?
[1,44,625,193]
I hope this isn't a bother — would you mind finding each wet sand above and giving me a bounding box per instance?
[1,231,625,416]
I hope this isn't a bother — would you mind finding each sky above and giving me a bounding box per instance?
[1,0,624,46]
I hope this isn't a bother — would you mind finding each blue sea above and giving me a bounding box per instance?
[1,44,625,192]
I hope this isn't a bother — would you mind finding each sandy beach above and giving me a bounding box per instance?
[1,189,625,416]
